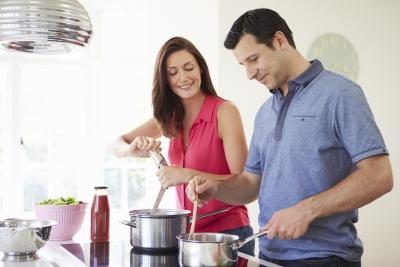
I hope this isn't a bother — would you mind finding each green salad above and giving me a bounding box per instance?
[37,196,79,205]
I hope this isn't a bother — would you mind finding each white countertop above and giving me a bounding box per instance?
[0,243,86,267]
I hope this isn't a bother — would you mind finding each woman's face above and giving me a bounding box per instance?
[166,50,202,100]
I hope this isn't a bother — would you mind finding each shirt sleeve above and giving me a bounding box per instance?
[333,85,388,164]
[245,125,263,175]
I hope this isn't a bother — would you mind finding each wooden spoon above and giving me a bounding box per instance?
[189,178,198,238]
[189,195,198,235]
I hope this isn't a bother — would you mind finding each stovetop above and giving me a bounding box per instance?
[60,241,280,267]
[1,241,280,267]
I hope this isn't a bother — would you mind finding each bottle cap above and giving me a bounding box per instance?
[94,186,108,190]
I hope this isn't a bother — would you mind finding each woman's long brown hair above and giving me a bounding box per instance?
[152,37,217,137]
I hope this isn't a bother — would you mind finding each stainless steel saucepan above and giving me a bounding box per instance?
[176,231,267,267]
[120,207,231,251]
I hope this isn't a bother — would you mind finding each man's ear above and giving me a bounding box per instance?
[274,31,288,50]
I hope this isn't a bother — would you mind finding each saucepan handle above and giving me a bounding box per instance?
[232,230,268,250]
[119,219,136,228]
[188,207,232,223]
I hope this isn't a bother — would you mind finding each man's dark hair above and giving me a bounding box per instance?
[224,8,296,50]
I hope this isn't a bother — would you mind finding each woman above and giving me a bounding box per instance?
[109,36,254,255]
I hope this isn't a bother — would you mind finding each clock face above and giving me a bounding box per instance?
[307,33,359,81]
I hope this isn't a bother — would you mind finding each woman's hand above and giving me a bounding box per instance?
[127,136,161,157]
[156,166,191,188]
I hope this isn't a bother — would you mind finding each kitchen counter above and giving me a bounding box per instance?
[1,241,281,267]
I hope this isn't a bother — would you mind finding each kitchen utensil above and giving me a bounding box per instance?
[149,151,168,214]
[0,218,57,262]
[189,196,198,237]
[189,177,199,238]
[120,207,231,251]
[151,188,166,214]
[176,231,267,267]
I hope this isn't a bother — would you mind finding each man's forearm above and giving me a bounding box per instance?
[214,172,261,205]
[303,155,393,220]
[187,168,237,182]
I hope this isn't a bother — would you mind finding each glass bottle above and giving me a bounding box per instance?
[90,186,110,242]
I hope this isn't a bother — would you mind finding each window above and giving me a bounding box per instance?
[0,1,175,224]
[0,65,8,212]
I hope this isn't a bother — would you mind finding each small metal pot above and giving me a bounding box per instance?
[120,208,231,251]
[176,231,267,267]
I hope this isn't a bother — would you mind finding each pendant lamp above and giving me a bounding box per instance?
[0,0,92,54]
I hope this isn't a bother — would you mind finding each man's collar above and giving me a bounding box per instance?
[269,59,324,94]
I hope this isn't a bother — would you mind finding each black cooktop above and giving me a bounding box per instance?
[61,241,275,267]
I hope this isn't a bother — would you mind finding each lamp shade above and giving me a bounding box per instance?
[0,0,92,54]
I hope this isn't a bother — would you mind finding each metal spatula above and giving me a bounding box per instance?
[149,151,168,214]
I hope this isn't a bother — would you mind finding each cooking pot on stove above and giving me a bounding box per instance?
[120,207,230,251]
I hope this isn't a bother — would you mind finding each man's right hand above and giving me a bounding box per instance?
[186,176,220,207]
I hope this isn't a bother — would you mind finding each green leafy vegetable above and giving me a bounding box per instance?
[37,197,79,205]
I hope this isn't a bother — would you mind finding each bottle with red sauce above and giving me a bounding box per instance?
[90,186,110,242]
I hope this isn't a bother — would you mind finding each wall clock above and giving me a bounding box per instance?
[307,33,359,81]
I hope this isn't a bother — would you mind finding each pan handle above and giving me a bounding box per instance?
[232,230,268,250]
[119,219,136,228]
[188,207,232,223]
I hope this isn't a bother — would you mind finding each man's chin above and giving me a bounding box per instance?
[261,82,271,90]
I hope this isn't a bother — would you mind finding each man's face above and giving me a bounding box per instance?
[233,33,286,90]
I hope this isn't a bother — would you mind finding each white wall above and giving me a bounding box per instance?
[148,0,219,86]
[217,0,400,266]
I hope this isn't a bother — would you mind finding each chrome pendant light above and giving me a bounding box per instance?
[0,0,92,54]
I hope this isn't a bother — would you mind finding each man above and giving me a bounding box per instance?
[187,8,393,267]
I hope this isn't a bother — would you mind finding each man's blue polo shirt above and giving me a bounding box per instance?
[245,60,388,261]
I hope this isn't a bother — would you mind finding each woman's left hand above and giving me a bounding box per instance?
[156,166,191,188]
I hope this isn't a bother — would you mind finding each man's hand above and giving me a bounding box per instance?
[262,200,315,240]
[186,176,220,207]
[156,166,189,188]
